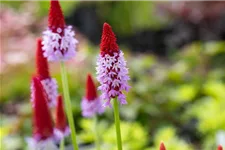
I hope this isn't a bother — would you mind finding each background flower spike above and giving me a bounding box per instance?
[81,73,104,118]
[34,38,58,107]
[54,95,70,142]
[160,142,166,150]
[26,77,57,150]
[218,145,223,150]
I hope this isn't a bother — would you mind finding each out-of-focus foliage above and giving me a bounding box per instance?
[79,119,147,150]
[97,1,167,35]
[1,1,77,17]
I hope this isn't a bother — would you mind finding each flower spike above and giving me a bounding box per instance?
[96,22,130,107]
[26,77,57,150]
[33,38,58,107]
[218,145,223,150]
[42,0,78,61]
[160,142,166,150]
[81,74,104,117]
[54,95,70,141]
[32,77,54,140]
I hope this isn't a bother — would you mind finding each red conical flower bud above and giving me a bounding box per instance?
[55,95,67,132]
[85,73,98,101]
[32,77,53,141]
[48,0,65,32]
[100,23,119,56]
[36,38,50,80]
[218,145,223,150]
[160,142,166,150]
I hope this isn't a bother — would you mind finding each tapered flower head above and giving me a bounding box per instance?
[42,0,78,61]
[81,74,104,117]
[54,95,70,141]
[32,77,54,141]
[33,38,58,107]
[159,142,166,150]
[218,145,223,150]
[27,77,57,150]
[96,23,130,107]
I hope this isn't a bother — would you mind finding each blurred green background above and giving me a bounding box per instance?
[0,1,225,150]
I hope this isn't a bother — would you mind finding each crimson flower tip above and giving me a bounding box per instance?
[36,38,50,80]
[100,22,119,55]
[48,0,65,30]
[86,74,98,101]
[55,95,67,131]
[54,95,70,141]
[218,145,223,150]
[160,142,166,150]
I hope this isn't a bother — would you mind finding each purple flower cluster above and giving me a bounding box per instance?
[42,26,78,62]
[96,51,130,107]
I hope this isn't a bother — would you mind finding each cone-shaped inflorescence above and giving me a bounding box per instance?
[96,23,130,107]
[42,0,78,61]
[26,77,58,150]
[218,145,223,150]
[81,73,104,117]
[159,142,166,150]
[33,38,58,107]
[32,77,54,140]
[54,95,70,141]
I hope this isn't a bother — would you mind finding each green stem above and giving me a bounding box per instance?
[94,115,101,150]
[60,138,65,150]
[113,98,122,150]
[60,62,79,150]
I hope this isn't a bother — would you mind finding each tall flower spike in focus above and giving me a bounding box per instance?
[96,23,130,107]
[81,74,104,117]
[32,38,58,107]
[27,77,58,150]
[159,142,166,150]
[54,95,70,141]
[42,0,78,61]
[218,145,223,150]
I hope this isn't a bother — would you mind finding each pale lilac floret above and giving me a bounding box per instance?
[26,137,58,150]
[41,78,58,107]
[42,26,78,62]
[53,126,70,142]
[31,78,58,108]
[96,51,130,107]
[81,97,105,117]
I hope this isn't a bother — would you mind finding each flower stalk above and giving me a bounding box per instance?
[113,98,122,150]
[60,62,79,150]
[60,138,65,150]
[94,115,101,150]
